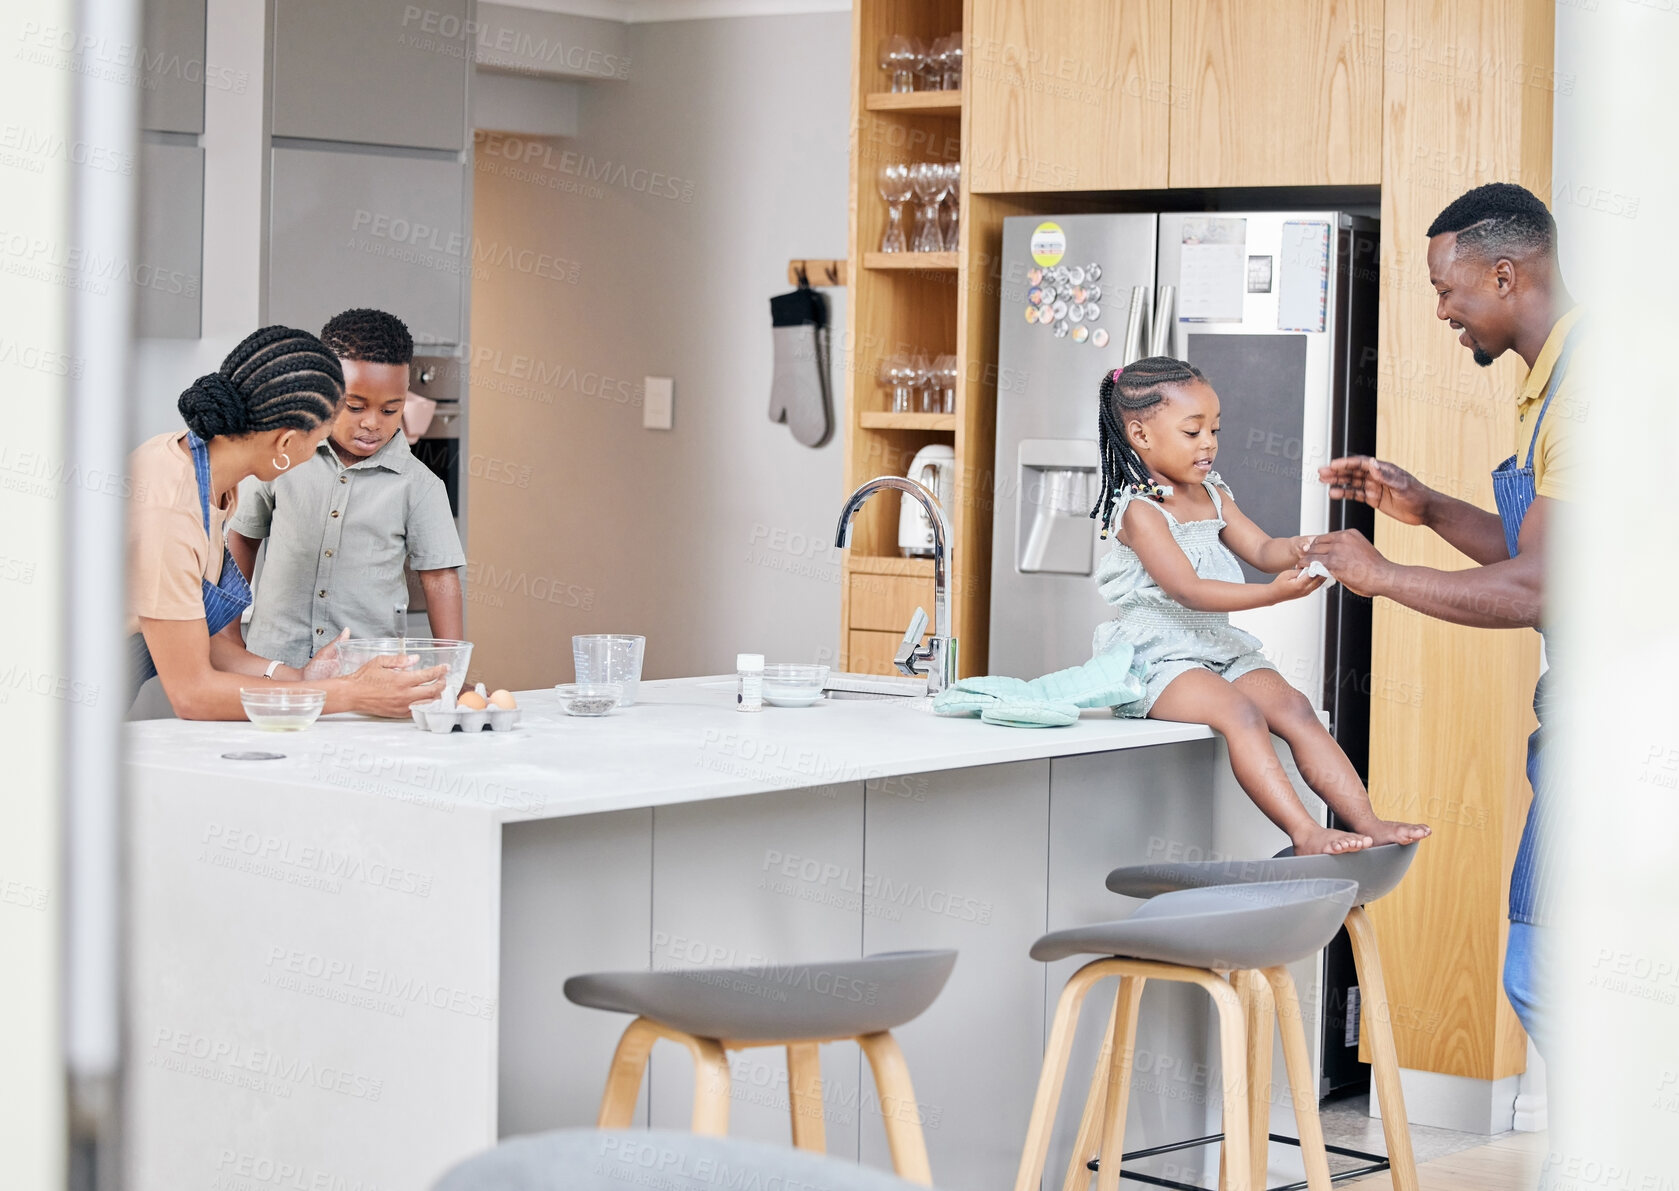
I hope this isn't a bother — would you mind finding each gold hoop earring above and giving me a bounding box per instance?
[272,452,291,472]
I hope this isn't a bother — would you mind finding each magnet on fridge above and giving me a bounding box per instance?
[1084,303,1101,321]
[1071,286,1088,304]
[1072,325,1090,343]
[1087,285,1102,303]
[1024,306,1038,324]
[1053,320,1069,338]
[1091,328,1110,348]
[1051,300,1068,320]
[1027,286,1045,305]
[1027,267,1044,285]
[1086,264,1102,282]
[1068,265,1086,285]
[1068,304,1085,324]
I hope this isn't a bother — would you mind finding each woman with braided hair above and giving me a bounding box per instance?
[1090,357,1429,854]
[127,325,447,719]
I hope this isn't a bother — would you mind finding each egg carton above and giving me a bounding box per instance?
[410,700,521,734]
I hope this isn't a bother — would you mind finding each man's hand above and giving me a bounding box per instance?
[1304,529,1392,598]
[1318,457,1435,526]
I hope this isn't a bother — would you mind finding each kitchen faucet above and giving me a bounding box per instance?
[834,476,959,694]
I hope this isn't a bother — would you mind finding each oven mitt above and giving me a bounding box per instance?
[768,282,833,448]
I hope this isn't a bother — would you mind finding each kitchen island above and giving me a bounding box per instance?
[125,677,1328,1191]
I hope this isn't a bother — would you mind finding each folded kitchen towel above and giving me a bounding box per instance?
[931,647,1145,728]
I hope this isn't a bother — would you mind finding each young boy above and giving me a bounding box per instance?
[229,308,465,668]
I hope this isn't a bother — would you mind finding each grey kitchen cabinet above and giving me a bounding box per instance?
[268,146,468,348]
[140,0,206,134]
[135,141,205,338]
[271,0,470,151]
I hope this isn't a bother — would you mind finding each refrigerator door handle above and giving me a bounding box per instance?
[1150,285,1175,357]
[1122,285,1151,365]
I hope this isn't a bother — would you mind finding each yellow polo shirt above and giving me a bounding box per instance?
[1514,306,1584,502]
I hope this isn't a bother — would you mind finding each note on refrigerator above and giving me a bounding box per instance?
[1278,220,1331,333]
[1178,216,1247,323]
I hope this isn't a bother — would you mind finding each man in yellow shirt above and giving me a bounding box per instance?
[1305,183,1578,1057]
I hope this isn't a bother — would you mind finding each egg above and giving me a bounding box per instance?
[488,689,517,710]
[456,690,488,710]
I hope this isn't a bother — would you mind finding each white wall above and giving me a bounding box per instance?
[466,12,851,687]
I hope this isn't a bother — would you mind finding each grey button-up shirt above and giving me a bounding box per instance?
[231,433,464,667]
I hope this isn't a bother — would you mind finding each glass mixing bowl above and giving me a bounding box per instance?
[335,638,473,709]
[240,687,327,731]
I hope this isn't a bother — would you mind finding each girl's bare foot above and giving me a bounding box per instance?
[1348,819,1432,846]
[1292,824,1374,855]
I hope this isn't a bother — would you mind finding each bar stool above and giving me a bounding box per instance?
[1102,844,1421,1191]
[564,950,957,1186]
[432,1128,933,1191]
[1014,879,1359,1191]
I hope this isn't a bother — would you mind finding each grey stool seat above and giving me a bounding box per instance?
[1030,879,1359,969]
[433,1129,929,1191]
[564,949,956,1041]
[1105,842,1417,906]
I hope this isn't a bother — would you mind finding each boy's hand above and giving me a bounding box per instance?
[302,627,350,681]
[1268,567,1327,604]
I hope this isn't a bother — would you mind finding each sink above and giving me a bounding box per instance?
[822,672,928,700]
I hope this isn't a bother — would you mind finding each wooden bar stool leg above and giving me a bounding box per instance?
[859,1030,933,1186]
[1345,907,1419,1191]
[597,1017,660,1128]
[1013,961,1114,1191]
[685,1036,732,1136]
[1061,982,1123,1191]
[786,1042,828,1154]
[1206,977,1252,1191]
[1264,967,1331,1191]
[1241,969,1276,1191]
[1092,977,1146,1191]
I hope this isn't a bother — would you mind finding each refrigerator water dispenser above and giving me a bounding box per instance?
[1016,439,1100,576]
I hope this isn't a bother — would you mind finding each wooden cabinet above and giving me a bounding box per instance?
[964,0,1379,195]
[136,142,205,338]
[966,0,1171,193]
[1168,0,1381,187]
[140,0,206,134]
[272,0,470,151]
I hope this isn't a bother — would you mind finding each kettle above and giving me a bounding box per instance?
[899,444,956,557]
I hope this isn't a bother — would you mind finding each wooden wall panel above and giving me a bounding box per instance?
[1169,0,1382,187]
[967,0,1171,193]
[1368,0,1554,1083]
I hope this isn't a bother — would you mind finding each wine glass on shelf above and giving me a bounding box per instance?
[941,32,963,91]
[879,353,915,414]
[910,353,935,413]
[910,163,950,253]
[879,35,919,93]
[940,162,961,251]
[934,354,959,414]
[877,163,911,253]
[923,36,949,90]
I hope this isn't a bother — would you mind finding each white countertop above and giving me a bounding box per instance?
[126,676,1214,821]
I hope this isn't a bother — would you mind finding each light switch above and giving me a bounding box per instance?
[643,376,673,430]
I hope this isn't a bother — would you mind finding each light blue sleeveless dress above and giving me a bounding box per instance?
[1091,471,1277,717]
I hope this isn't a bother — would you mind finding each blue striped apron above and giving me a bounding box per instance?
[1492,328,1578,926]
[128,431,254,701]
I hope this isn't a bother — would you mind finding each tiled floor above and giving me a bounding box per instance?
[1319,1093,1515,1166]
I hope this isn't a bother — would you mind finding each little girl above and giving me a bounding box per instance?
[1089,357,1429,855]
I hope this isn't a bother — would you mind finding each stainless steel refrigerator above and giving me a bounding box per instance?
[989,210,1378,728]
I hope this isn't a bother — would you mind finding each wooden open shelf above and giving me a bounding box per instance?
[864,90,962,114]
[863,251,958,272]
[859,411,956,431]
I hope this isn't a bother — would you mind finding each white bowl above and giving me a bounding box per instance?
[555,682,622,717]
[762,664,829,708]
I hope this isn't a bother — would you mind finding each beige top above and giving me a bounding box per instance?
[126,431,239,635]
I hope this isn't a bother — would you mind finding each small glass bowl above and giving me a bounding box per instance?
[555,682,623,717]
[240,687,327,731]
[762,664,829,707]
